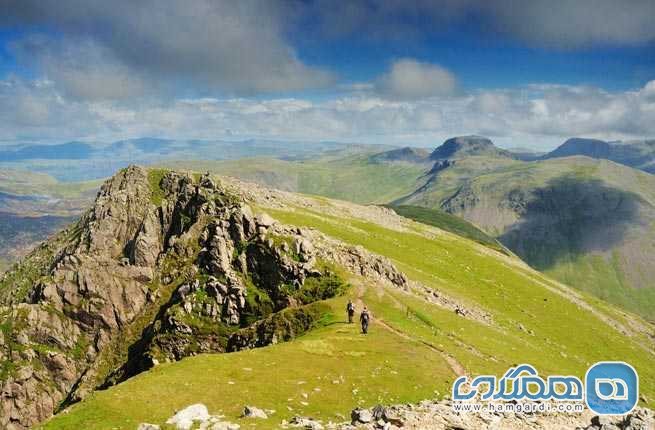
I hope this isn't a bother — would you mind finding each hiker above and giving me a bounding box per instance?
[347,300,355,323]
[360,306,370,334]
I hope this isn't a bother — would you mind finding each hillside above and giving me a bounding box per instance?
[162,152,430,205]
[179,137,655,320]
[544,137,655,173]
[401,156,655,319]
[0,166,651,428]
[0,169,100,274]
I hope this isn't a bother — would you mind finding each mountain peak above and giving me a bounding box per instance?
[545,137,612,159]
[370,146,431,163]
[430,135,513,160]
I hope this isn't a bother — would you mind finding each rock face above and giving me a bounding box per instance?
[0,166,352,429]
[0,166,156,429]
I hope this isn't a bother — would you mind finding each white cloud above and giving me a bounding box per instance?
[11,36,149,101]
[2,0,333,97]
[1,77,654,151]
[376,59,457,100]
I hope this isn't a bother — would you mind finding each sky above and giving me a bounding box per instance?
[0,0,654,150]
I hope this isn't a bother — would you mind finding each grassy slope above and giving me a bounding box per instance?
[43,194,655,429]
[0,168,101,199]
[400,157,655,320]
[165,155,655,320]
[162,154,429,205]
[388,205,508,254]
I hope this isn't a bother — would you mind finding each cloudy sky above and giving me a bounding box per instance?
[0,0,654,150]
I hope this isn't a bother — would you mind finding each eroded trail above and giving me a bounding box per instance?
[352,287,467,378]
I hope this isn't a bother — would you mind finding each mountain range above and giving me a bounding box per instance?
[166,135,655,320]
[543,137,655,173]
[2,135,655,321]
[0,166,652,428]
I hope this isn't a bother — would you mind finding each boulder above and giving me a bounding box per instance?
[256,213,276,228]
[351,408,373,424]
[242,405,268,419]
[166,403,211,430]
[289,416,324,429]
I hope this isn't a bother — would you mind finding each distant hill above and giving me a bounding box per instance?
[507,146,547,161]
[369,147,430,164]
[0,138,379,181]
[175,136,655,319]
[543,137,655,173]
[430,135,515,160]
[400,155,655,319]
[0,141,94,161]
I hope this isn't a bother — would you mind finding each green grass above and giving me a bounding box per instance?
[388,205,508,254]
[41,294,454,430]
[162,154,428,205]
[42,197,655,429]
[266,205,655,392]
[147,169,169,206]
[546,253,655,321]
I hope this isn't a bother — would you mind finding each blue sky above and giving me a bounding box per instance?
[0,1,654,150]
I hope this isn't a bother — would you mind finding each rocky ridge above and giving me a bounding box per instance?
[0,166,421,429]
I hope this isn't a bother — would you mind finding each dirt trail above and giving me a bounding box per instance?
[352,292,467,378]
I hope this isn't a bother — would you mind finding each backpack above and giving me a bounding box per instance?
[347,303,354,312]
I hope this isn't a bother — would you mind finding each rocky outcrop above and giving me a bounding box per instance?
[0,166,348,428]
[0,165,436,428]
[0,166,158,429]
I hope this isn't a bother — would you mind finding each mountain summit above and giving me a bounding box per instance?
[430,136,514,160]
[544,137,613,159]
[544,137,655,173]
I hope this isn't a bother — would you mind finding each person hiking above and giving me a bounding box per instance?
[347,300,355,323]
[360,306,370,334]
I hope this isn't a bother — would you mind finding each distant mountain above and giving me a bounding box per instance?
[543,137,655,173]
[430,135,515,160]
[369,147,431,163]
[507,147,547,161]
[399,155,655,319]
[0,138,374,181]
[0,141,94,161]
[181,136,655,319]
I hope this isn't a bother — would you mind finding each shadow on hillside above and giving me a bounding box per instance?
[498,175,645,271]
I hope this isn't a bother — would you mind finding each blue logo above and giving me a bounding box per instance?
[585,361,638,415]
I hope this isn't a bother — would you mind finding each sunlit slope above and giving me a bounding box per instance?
[162,153,430,205]
[170,154,655,319]
[43,185,655,429]
[400,157,655,319]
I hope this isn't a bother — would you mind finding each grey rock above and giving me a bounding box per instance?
[351,408,373,424]
[256,213,276,228]
[242,405,268,419]
[166,403,211,430]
